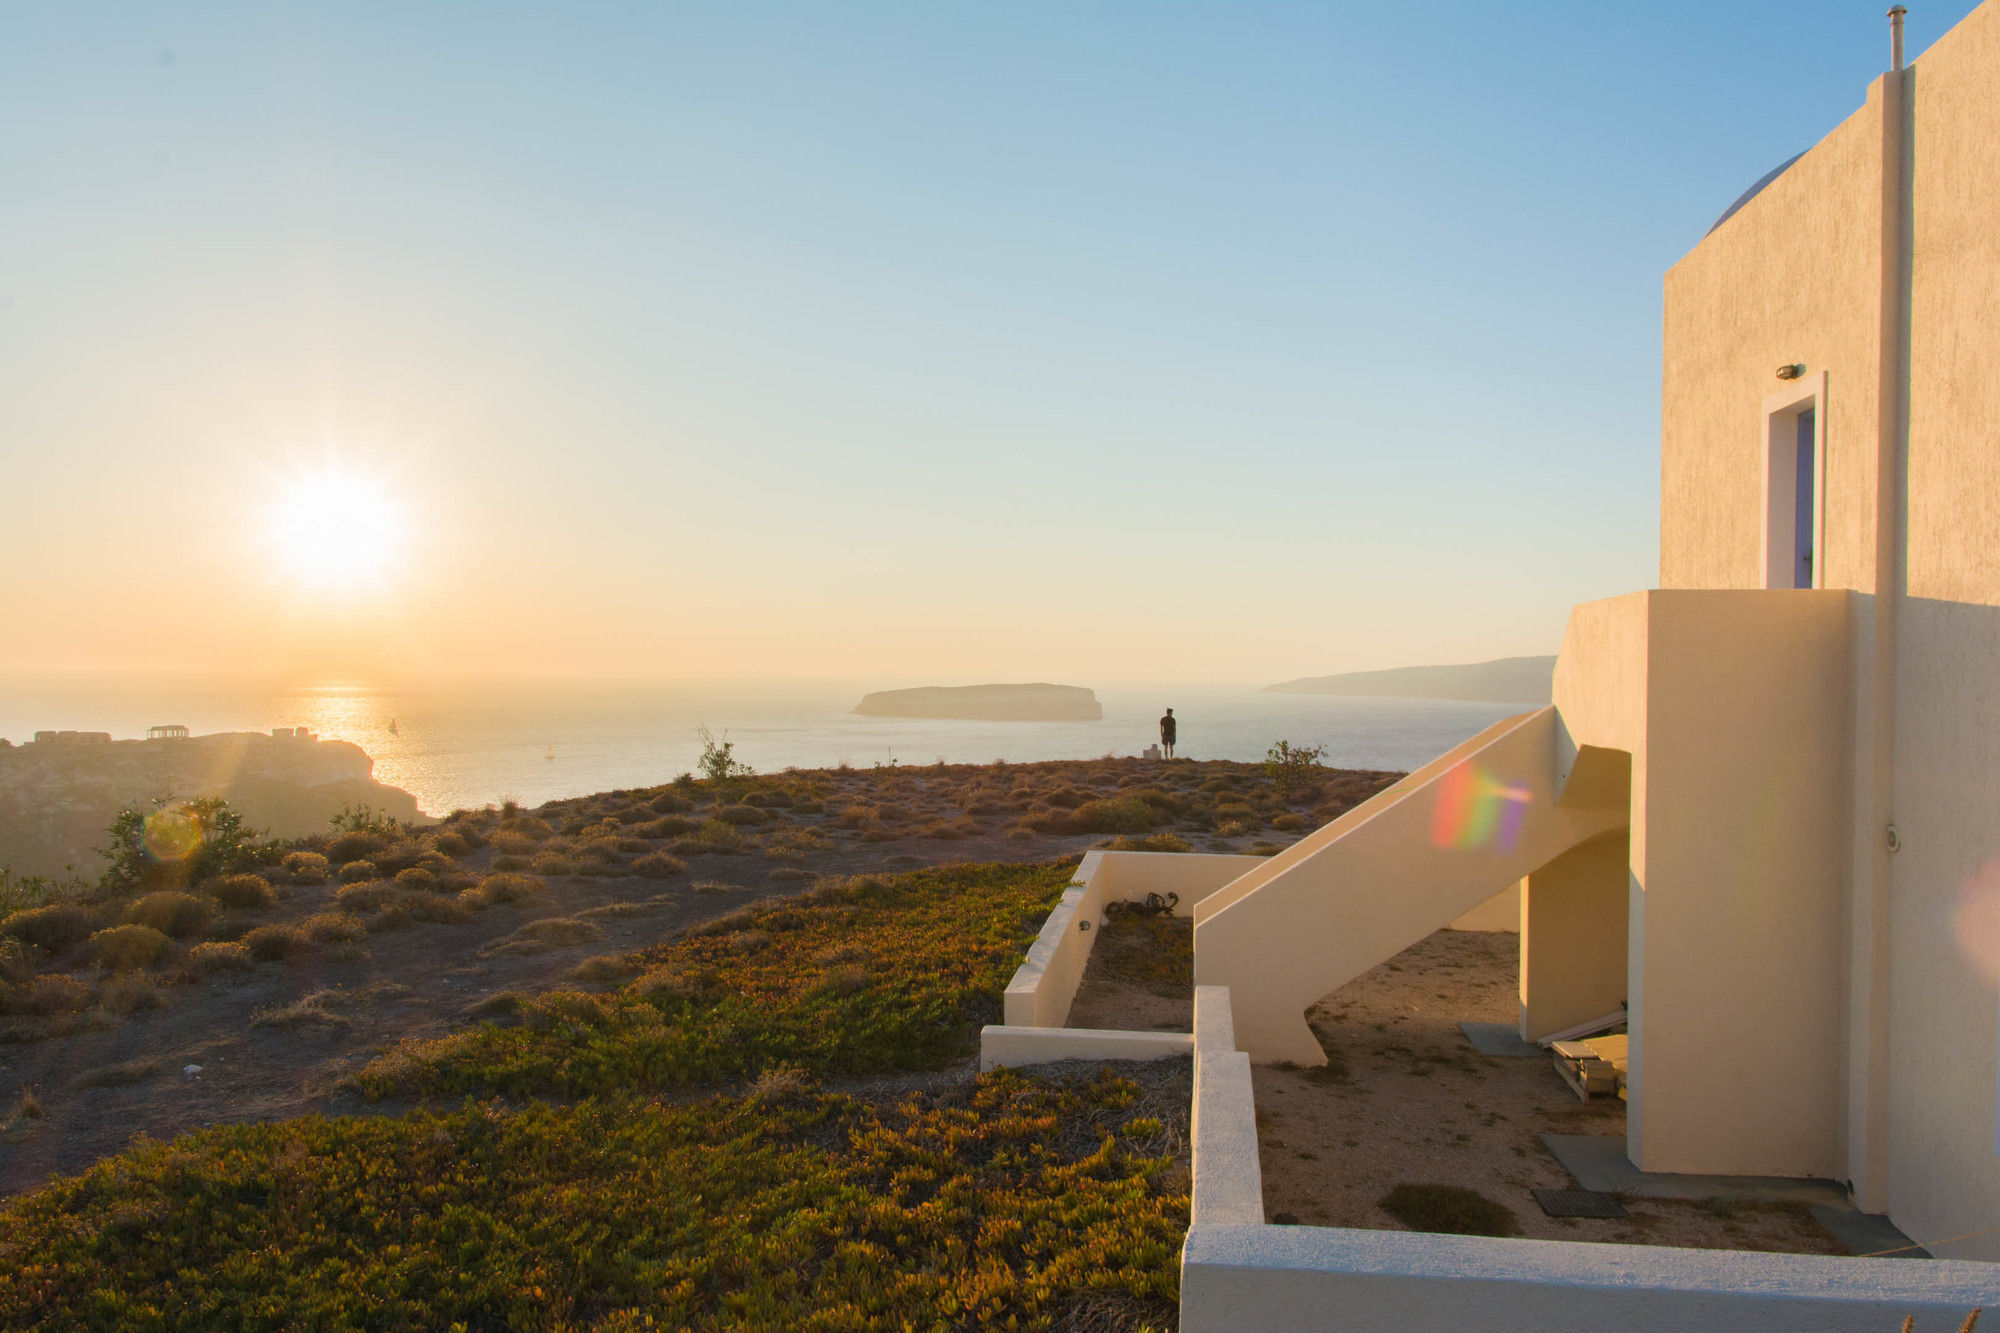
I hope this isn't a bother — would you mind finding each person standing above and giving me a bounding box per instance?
[1159,707,1177,759]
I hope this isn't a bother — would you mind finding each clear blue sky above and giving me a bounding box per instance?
[1,3,1976,684]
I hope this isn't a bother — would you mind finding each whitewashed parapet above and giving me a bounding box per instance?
[1180,1223,2000,1332]
[1190,985,1263,1227]
[979,1026,1193,1072]
[1001,852,1268,1030]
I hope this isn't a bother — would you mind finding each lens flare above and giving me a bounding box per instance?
[1953,857,2000,987]
[1430,762,1532,852]
[142,804,205,863]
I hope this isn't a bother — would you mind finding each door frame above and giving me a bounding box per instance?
[1760,372,1829,590]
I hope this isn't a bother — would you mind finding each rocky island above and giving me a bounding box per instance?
[853,683,1103,722]
[1264,654,1556,704]
[0,728,426,878]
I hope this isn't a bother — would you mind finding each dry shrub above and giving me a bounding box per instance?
[97,972,166,1014]
[300,912,366,943]
[334,881,396,913]
[122,891,210,939]
[337,860,379,884]
[481,917,604,957]
[393,867,438,893]
[529,854,576,877]
[0,940,32,987]
[370,892,474,931]
[252,989,350,1030]
[858,827,903,844]
[570,955,637,983]
[769,867,812,884]
[439,871,480,893]
[490,854,533,872]
[282,851,332,885]
[637,816,699,839]
[428,831,473,858]
[3,973,93,1016]
[499,815,555,839]
[629,851,687,878]
[1068,796,1158,835]
[575,842,622,866]
[208,874,278,910]
[326,831,387,864]
[647,791,692,814]
[462,991,525,1022]
[463,873,542,908]
[748,1062,814,1101]
[1248,841,1284,857]
[1270,813,1308,832]
[1215,819,1255,838]
[242,924,305,962]
[1101,833,1193,853]
[370,842,428,877]
[712,804,770,827]
[491,831,539,856]
[182,940,253,978]
[630,964,711,1001]
[1,903,94,954]
[90,925,169,972]
[742,789,792,808]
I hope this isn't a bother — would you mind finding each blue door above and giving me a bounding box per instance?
[1793,408,1816,588]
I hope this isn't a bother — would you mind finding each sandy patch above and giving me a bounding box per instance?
[1256,928,1844,1255]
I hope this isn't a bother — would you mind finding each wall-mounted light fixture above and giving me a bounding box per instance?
[1777,363,1806,380]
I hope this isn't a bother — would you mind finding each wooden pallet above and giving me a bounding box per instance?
[1552,1035,1628,1101]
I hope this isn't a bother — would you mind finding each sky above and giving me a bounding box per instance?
[1,2,1978,687]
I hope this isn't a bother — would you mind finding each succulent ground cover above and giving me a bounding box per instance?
[0,1066,1190,1331]
[355,859,1076,1098]
[0,856,1194,1329]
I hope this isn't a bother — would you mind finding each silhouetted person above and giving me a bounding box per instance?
[1159,708,1177,759]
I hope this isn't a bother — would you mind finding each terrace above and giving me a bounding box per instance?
[980,850,2000,1329]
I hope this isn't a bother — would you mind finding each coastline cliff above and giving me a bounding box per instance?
[0,730,426,878]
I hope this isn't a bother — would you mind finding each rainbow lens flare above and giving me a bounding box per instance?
[1431,762,1533,853]
[142,804,205,863]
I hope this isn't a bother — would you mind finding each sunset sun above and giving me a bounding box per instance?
[267,465,406,590]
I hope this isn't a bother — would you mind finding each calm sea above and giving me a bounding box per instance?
[0,679,1527,818]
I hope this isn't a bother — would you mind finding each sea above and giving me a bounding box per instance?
[0,679,1527,819]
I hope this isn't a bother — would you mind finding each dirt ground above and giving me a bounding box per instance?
[1,757,1343,1200]
[1067,911,1194,1033]
[1254,928,1846,1254]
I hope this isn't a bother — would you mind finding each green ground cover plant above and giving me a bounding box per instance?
[0,1069,1185,1332]
[358,859,1077,1099]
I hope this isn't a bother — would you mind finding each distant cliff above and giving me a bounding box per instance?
[0,731,426,878]
[1263,655,1555,705]
[854,684,1103,722]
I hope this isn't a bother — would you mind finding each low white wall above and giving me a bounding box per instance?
[1180,1224,2000,1332]
[1175,981,2000,1331]
[1191,985,1264,1226]
[978,1026,1192,1072]
[1001,852,1266,1029]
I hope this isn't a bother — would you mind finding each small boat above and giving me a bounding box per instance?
[387,717,399,736]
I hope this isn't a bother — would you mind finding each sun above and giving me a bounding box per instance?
[266,465,407,591]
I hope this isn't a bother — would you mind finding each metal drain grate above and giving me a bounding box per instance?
[1532,1188,1628,1219]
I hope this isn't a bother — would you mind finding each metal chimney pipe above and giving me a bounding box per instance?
[1889,5,1908,71]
